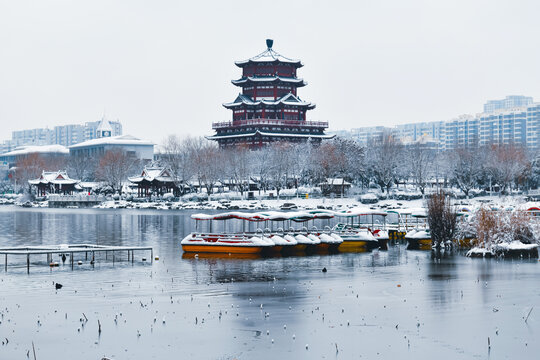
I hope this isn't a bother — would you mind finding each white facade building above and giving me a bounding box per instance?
[69,135,154,161]
[1,118,123,150]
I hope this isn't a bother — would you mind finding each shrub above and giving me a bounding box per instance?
[427,190,457,248]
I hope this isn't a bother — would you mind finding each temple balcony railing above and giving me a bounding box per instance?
[212,118,328,129]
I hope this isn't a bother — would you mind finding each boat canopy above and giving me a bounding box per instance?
[191,212,267,222]
[191,210,336,222]
[331,207,387,217]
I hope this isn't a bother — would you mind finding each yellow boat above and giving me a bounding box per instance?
[405,229,432,250]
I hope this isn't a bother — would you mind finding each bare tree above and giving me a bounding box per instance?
[427,190,457,248]
[293,140,316,186]
[225,145,251,196]
[367,132,402,193]
[268,142,295,198]
[68,154,96,181]
[409,143,435,195]
[161,135,193,195]
[487,144,529,194]
[13,153,46,193]
[312,141,343,183]
[187,138,222,195]
[451,147,482,198]
[250,146,272,195]
[95,150,138,195]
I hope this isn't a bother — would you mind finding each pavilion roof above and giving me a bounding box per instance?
[206,130,335,141]
[235,46,303,68]
[223,93,315,109]
[28,170,79,185]
[128,167,175,184]
[231,76,306,87]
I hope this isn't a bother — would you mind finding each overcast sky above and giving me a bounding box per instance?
[1,0,539,144]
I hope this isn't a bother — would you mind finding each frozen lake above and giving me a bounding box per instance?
[0,206,539,359]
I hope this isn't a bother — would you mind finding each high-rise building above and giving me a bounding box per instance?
[332,96,540,151]
[208,39,333,148]
[0,118,123,151]
[483,95,533,113]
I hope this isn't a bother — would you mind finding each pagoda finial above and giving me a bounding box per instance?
[266,39,273,49]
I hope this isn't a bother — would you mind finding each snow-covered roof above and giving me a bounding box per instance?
[319,178,352,186]
[232,76,306,87]
[235,40,303,68]
[206,130,335,140]
[191,211,333,222]
[28,171,79,185]
[128,167,175,183]
[223,93,315,109]
[0,144,69,157]
[332,207,387,217]
[69,135,154,149]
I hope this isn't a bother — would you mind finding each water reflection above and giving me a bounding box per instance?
[1,206,539,360]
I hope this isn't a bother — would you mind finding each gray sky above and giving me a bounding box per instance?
[1,0,539,144]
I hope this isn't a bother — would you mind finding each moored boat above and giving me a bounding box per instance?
[404,209,431,249]
[329,208,387,250]
[404,229,432,249]
[181,212,274,254]
[181,232,274,254]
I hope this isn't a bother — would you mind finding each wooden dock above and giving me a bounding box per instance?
[0,244,153,273]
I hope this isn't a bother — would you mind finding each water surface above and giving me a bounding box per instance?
[0,206,538,359]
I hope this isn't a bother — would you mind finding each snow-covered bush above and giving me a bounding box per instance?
[427,190,457,248]
[358,193,378,204]
[162,193,175,200]
[464,207,539,249]
[181,192,208,202]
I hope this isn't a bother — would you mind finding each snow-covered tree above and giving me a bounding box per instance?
[95,150,139,195]
[408,143,435,195]
[451,147,482,197]
[224,145,251,196]
[68,154,96,182]
[161,135,194,195]
[268,142,295,198]
[486,144,529,194]
[366,132,402,193]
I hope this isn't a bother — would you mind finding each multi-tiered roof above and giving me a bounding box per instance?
[208,39,333,148]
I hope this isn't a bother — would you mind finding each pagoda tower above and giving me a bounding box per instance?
[208,39,333,148]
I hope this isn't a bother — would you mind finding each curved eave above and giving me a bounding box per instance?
[235,59,303,68]
[231,77,306,87]
[207,131,334,141]
[222,99,315,109]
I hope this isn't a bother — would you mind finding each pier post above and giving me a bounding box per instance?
[71,252,74,269]
[131,250,134,264]
[151,249,153,263]
[4,254,7,271]
[113,251,115,265]
[85,251,88,260]
[27,254,30,274]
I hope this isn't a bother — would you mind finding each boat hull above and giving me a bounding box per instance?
[339,240,371,251]
[285,244,307,254]
[377,238,389,250]
[406,238,432,250]
[182,245,265,254]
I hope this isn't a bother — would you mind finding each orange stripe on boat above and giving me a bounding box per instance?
[182,245,264,254]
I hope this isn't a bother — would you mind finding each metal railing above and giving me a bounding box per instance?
[212,118,328,129]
